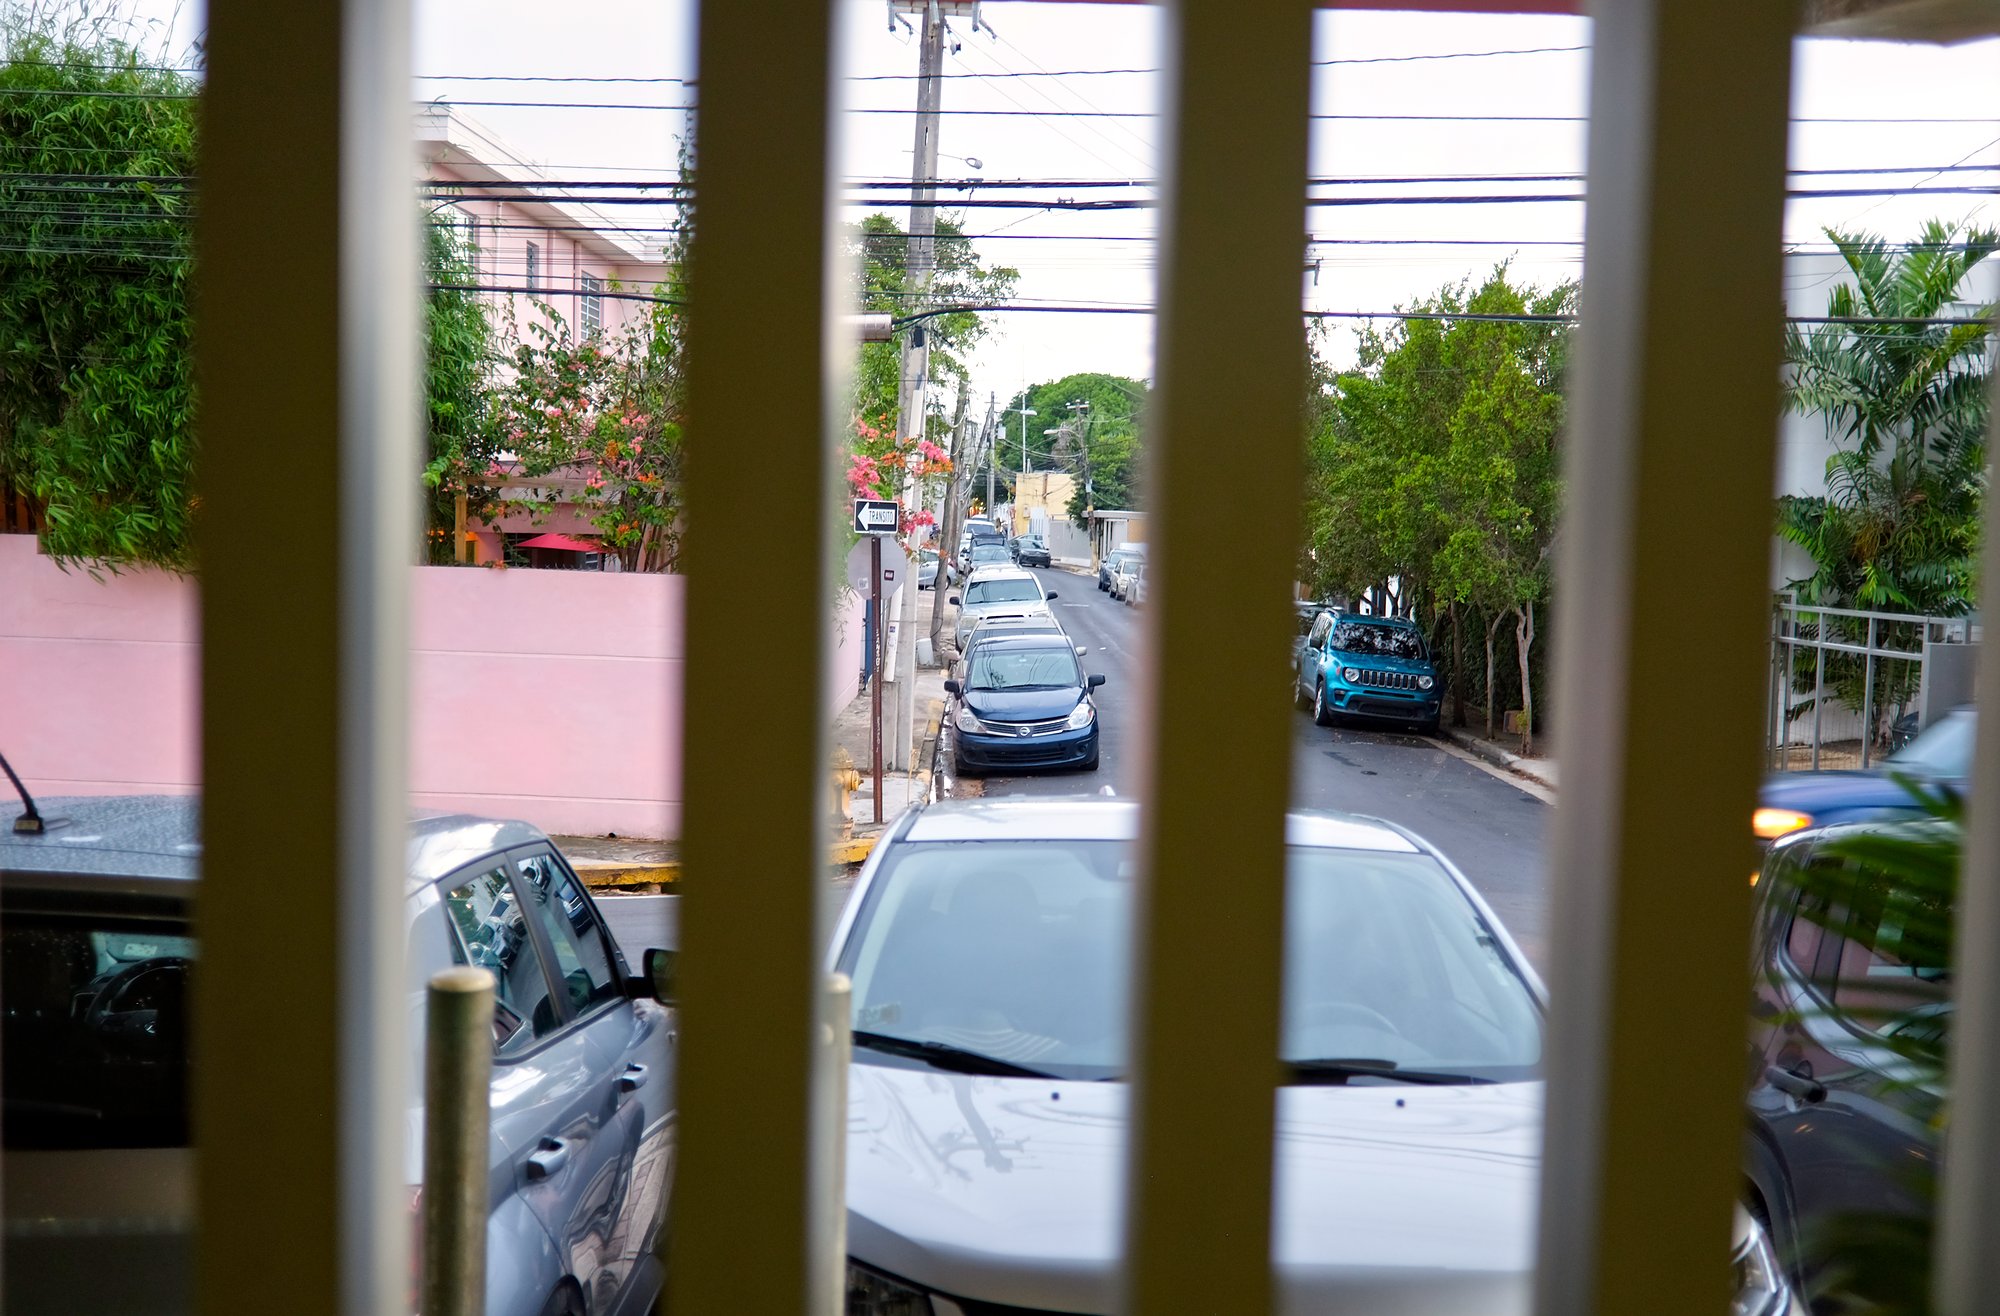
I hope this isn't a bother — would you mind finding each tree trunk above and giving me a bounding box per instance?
[1484,609,1505,740]
[1450,603,1467,728]
[1515,600,1537,757]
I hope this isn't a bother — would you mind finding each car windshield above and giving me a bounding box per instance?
[839,840,1541,1083]
[1889,709,1975,780]
[970,546,1010,563]
[2,910,197,1149]
[1332,621,1427,661]
[965,578,1042,605]
[967,644,1081,691]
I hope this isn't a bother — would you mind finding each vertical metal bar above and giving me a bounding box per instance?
[668,0,845,1310]
[1534,2,1793,1313]
[1812,623,1826,769]
[195,0,415,1308]
[1861,616,1877,768]
[423,968,496,1316]
[824,973,854,1306]
[872,537,885,824]
[1122,0,1312,1310]
[1935,313,2000,1316]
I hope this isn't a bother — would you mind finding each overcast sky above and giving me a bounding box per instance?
[139,0,1999,396]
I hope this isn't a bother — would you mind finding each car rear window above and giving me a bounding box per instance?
[2,910,196,1149]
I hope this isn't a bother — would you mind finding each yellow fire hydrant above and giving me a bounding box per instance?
[829,747,862,840]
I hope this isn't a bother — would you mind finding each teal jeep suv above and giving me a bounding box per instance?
[1295,611,1443,732]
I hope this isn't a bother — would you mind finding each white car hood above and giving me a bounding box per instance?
[846,1062,1540,1314]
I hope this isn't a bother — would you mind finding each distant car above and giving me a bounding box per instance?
[0,794,675,1316]
[833,798,1803,1315]
[1109,554,1144,602]
[950,567,1058,653]
[1746,818,1951,1299]
[1012,534,1051,568]
[963,542,1012,574]
[943,633,1104,775]
[1754,705,1973,845]
[1098,544,1144,593]
[1295,611,1442,733]
[916,547,942,590]
[1125,559,1147,606]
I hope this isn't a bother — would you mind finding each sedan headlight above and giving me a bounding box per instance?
[846,1261,934,1315]
[1066,700,1096,730]
[1417,675,1435,690]
[1752,807,1813,840]
[1341,667,1360,683]
[954,707,988,734]
[1730,1216,1791,1316]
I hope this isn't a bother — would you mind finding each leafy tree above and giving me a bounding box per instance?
[1780,219,1995,616]
[421,215,499,563]
[0,18,197,571]
[999,373,1149,520]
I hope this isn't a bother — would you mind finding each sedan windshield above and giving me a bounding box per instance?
[968,644,1081,691]
[1332,621,1427,661]
[965,578,1042,605]
[840,840,1541,1083]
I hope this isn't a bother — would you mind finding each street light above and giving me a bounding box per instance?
[1010,404,1037,473]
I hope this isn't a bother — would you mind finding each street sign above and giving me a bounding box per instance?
[845,537,908,597]
[853,498,900,535]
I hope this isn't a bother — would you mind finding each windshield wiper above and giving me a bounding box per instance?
[852,1029,1059,1079]
[1286,1058,1495,1086]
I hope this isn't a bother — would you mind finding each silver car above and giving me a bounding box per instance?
[830,798,1803,1315]
[0,796,673,1316]
[949,567,1057,653]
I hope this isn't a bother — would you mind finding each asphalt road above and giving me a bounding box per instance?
[963,565,1553,965]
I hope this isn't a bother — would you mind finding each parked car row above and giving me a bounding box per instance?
[943,562,1104,778]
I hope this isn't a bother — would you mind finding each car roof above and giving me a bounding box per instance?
[900,796,1420,852]
[1328,610,1417,628]
[0,794,553,896]
[966,565,1035,582]
[964,632,1076,656]
[970,615,1064,631]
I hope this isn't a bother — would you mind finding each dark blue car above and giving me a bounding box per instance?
[1755,706,1973,844]
[1294,611,1442,733]
[944,632,1104,776]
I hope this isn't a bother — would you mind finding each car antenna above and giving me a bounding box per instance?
[0,749,46,834]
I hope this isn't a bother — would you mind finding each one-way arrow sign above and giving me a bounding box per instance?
[853,498,899,535]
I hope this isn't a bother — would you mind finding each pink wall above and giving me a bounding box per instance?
[1,538,868,839]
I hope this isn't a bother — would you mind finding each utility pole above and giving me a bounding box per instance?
[887,0,945,774]
[929,392,987,653]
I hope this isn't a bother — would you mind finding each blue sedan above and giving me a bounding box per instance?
[944,633,1104,776]
[1755,706,1972,843]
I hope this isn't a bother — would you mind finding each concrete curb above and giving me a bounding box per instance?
[1440,725,1558,793]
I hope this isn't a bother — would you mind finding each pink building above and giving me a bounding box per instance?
[417,107,676,567]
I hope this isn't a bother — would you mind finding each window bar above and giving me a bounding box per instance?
[1532,3,1794,1313]
[1936,311,2000,1316]
[1122,0,1313,1310]
[195,0,417,1310]
[666,0,847,1311]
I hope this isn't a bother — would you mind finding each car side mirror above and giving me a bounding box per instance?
[1088,674,1107,689]
[631,947,678,1004]
[1045,591,1058,600]
[944,679,962,695]
[947,595,960,606]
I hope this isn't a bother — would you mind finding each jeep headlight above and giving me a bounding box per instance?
[1341,667,1360,683]
[846,1260,934,1315]
[1066,700,1096,730]
[1417,675,1435,691]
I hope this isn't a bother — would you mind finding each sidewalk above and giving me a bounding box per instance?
[1439,722,1559,793]
[560,632,952,890]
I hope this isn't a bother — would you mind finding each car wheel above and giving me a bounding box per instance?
[1294,674,1311,710]
[1313,680,1335,727]
[954,755,980,780]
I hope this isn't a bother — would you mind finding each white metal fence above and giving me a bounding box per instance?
[1767,598,1973,770]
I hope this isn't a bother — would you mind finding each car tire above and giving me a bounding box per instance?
[954,754,980,780]
[1313,680,1336,728]
[1294,675,1311,710]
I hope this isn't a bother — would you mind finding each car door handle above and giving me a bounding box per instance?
[1766,1064,1826,1104]
[524,1136,570,1182]
[617,1063,649,1096]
